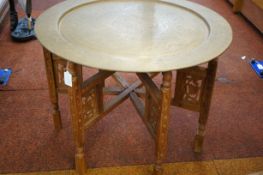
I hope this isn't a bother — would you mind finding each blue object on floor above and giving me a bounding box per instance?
[0,69,12,85]
[250,60,263,79]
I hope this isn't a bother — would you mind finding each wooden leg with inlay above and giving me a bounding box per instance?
[194,59,218,153]
[67,62,86,175]
[43,48,62,131]
[154,71,172,175]
[172,59,218,153]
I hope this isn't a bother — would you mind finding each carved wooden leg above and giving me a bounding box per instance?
[67,62,86,175]
[154,71,172,175]
[43,48,62,131]
[194,59,218,153]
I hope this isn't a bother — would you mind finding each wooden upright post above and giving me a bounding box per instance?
[67,62,86,175]
[154,71,172,175]
[194,59,218,153]
[43,48,62,131]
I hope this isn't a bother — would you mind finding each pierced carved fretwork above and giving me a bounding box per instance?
[52,56,68,93]
[173,66,207,112]
[81,87,102,128]
[182,75,203,105]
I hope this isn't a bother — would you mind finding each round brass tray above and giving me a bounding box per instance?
[35,0,232,72]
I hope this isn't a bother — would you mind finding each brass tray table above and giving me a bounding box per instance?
[35,0,232,174]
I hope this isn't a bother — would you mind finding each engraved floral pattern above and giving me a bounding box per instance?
[82,88,98,125]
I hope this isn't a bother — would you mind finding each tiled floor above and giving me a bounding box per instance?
[0,0,263,174]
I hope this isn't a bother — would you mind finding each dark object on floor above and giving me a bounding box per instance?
[250,60,263,78]
[8,0,36,42]
[8,0,18,31]
[9,12,18,31]
[0,69,12,86]
[11,17,36,42]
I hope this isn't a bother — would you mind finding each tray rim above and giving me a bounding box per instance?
[35,0,233,72]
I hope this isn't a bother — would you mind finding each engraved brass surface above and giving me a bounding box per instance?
[36,0,232,72]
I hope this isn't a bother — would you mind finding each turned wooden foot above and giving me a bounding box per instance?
[153,164,164,175]
[75,148,86,175]
[194,124,205,153]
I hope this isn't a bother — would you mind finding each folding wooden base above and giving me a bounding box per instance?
[43,47,217,175]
